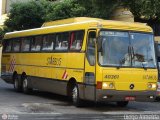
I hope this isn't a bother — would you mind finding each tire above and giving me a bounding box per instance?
[13,75,22,92]
[117,101,129,107]
[155,97,160,101]
[22,77,32,94]
[72,84,83,107]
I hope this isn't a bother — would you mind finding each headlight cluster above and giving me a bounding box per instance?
[147,83,157,89]
[102,82,114,89]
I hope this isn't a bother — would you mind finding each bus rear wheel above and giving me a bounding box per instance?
[13,75,22,92]
[22,76,32,94]
[117,101,129,107]
[72,84,82,107]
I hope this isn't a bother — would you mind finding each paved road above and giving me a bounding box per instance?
[0,79,160,120]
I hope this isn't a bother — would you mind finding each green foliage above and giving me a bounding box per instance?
[5,0,50,31]
[78,0,120,19]
[4,0,160,32]
[44,0,86,21]
[123,0,160,21]
[4,0,87,31]
[0,27,10,40]
[4,0,121,31]
[0,28,5,40]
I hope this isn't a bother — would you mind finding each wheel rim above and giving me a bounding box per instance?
[23,79,28,90]
[72,86,78,103]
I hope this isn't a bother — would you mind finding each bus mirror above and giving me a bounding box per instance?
[97,37,102,52]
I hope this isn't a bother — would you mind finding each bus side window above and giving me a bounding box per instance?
[87,31,96,66]
[21,38,30,52]
[12,39,20,52]
[31,36,42,51]
[3,40,12,52]
[70,31,84,51]
[55,32,69,51]
[42,35,55,51]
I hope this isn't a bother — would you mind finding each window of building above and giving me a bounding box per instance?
[21,37,31,52]
[12,39,20,52]
[55,32,69,51]
[31,36,42,51]
[42,35,55,51]
[70,31,84,51]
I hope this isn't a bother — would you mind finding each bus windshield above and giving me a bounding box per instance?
[98,31,156,68]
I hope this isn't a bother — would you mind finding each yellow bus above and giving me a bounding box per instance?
[1,17,158,107]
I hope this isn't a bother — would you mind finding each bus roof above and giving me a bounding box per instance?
[41,17,103,27]
[4,17,153,39]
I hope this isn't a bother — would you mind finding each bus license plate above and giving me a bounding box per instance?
[125,96,135,101]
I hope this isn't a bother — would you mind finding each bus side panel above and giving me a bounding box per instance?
[66,53,85,83]
[5,52,85,96]
[29,76,68,96]
[66,53,85,99]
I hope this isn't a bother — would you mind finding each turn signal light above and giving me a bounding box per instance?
[96,82,102,89]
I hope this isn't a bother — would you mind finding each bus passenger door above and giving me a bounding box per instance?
[84,30,96,101]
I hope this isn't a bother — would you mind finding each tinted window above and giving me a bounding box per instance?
[99,31,130,66]
[131,33,156,68]
[31,36,42,51]
[42,35,55,51]
[87,31,96,66]
[70,31,84,50]
[21,37,31,52]
[3,40,12,52]
[55,32,69,51]
[13,39,20,52]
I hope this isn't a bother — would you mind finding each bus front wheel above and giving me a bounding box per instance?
[72,84,82,107]
[117,101,129,107]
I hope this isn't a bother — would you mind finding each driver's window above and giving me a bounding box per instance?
[86,31,96,66]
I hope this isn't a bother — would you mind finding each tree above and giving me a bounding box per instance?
[77,0,121,19]
[5,0,160,32]
[0,28,5,41]
[0,27,10,41]
[4,0,50,31]
[4,0,87,31]
[123,0,160,21]
[44,0,87,21]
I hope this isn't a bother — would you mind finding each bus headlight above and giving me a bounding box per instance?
[152,84,157,89]
[102,82,114,89]
[102,83,108,88]
[147,83,157,89]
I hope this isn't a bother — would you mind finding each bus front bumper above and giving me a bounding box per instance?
[96,89,156,102]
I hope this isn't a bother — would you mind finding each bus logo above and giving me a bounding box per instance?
[130,84,134,90]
